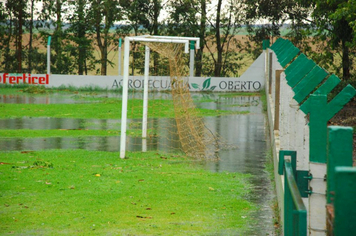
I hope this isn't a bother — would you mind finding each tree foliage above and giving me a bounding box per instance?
[0,0,355,81]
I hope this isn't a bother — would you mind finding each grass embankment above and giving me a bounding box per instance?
[0,88,259,235]
[0,150,254,235]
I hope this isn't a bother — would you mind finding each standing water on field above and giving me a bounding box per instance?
[0,92,275,235]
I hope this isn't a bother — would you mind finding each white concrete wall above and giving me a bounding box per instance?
[266,48,329,235]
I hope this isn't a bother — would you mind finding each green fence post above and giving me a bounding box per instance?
[334,167,356,235]
[326,126,353,204]
[300,87,356,163]
[263,39,270,50]
[308,94,329,163]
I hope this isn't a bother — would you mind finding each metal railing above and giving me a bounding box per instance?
[279,150,307,236]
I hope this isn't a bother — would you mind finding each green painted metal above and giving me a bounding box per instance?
[293,66,328,103]
[300,87,355,163]
[279,47,300,67]
[307,94,329,163]
[47,36,51,46]
[300,74,340,112]
[275,41,294,61]
[314,74,340,95]
[287,59,316,88]
[326,126,353,204]
[270,38,284,51]
[274,40,289,56]
[333,166,356,235]
[119,38,122,47]
[279,151,310,198]
[296,170,310,198]
[278,150,297,176]
[262,39,270,50]
[325,85,356,119]
[278,150,307,236]
[285,53,307,76]
[190,41,195,50]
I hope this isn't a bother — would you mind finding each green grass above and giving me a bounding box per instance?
[0,150,255,235]
[0,98,247,119]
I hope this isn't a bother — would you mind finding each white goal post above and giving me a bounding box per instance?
[119,35,200,159]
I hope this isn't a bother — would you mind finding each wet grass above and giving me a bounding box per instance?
[0,98,246,119]
[0,150,255,235]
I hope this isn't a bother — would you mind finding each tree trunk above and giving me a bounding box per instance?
[152,0,160,75]
[342,39,351,81]
[78,0,85,75]
[55,0,63,73]
[214,0,222,77]
[17,3,23,73]
[28,0,34,73]
[196,0,206,77]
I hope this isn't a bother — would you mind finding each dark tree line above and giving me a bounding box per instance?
[0,0,355,81]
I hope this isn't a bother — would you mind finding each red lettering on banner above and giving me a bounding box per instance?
[31,77,38,84]
[9,76,16,84]
[0,73,49,85]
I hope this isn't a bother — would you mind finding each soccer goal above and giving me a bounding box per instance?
[120,35,222,160]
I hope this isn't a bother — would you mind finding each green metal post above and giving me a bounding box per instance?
[263,39,270,50]
[189,41,195,77]
[334,167,356,235]
[47,36,52,75]
[308,94,329,163]
[326,126,353,204]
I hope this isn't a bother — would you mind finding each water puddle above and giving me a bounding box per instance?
[0,117,120,130]
[0,93,275,235]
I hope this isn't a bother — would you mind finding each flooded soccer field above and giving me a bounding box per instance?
[0,91,276,235]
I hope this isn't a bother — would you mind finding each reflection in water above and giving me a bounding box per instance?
[0,117,120,130]
[0,92,176,104]
[0,94,274,235]
[200,95,274,235]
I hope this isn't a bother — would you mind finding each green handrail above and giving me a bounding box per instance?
[279,150,307,236]
[284,160,307,236]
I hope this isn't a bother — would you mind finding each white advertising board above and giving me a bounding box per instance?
[0,53,265,92]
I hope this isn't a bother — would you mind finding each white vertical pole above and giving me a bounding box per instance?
[189,41,194,77]
[142,46,150,150]
[47,36,51,75]
[118,38,122,76]
[120,37,131,159]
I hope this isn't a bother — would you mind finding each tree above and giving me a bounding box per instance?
[204,0,244,77]
[243,0,355,81]
[0,2,15,71]
[38,0,76,74]
[27,0,35,73]
[89,0,121,75]
[166,0,207,76]
[3,0,28,73]
[243,0,312,58]
[313,0,355,81]
[119,0,151,75]
[67,0,95,75]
